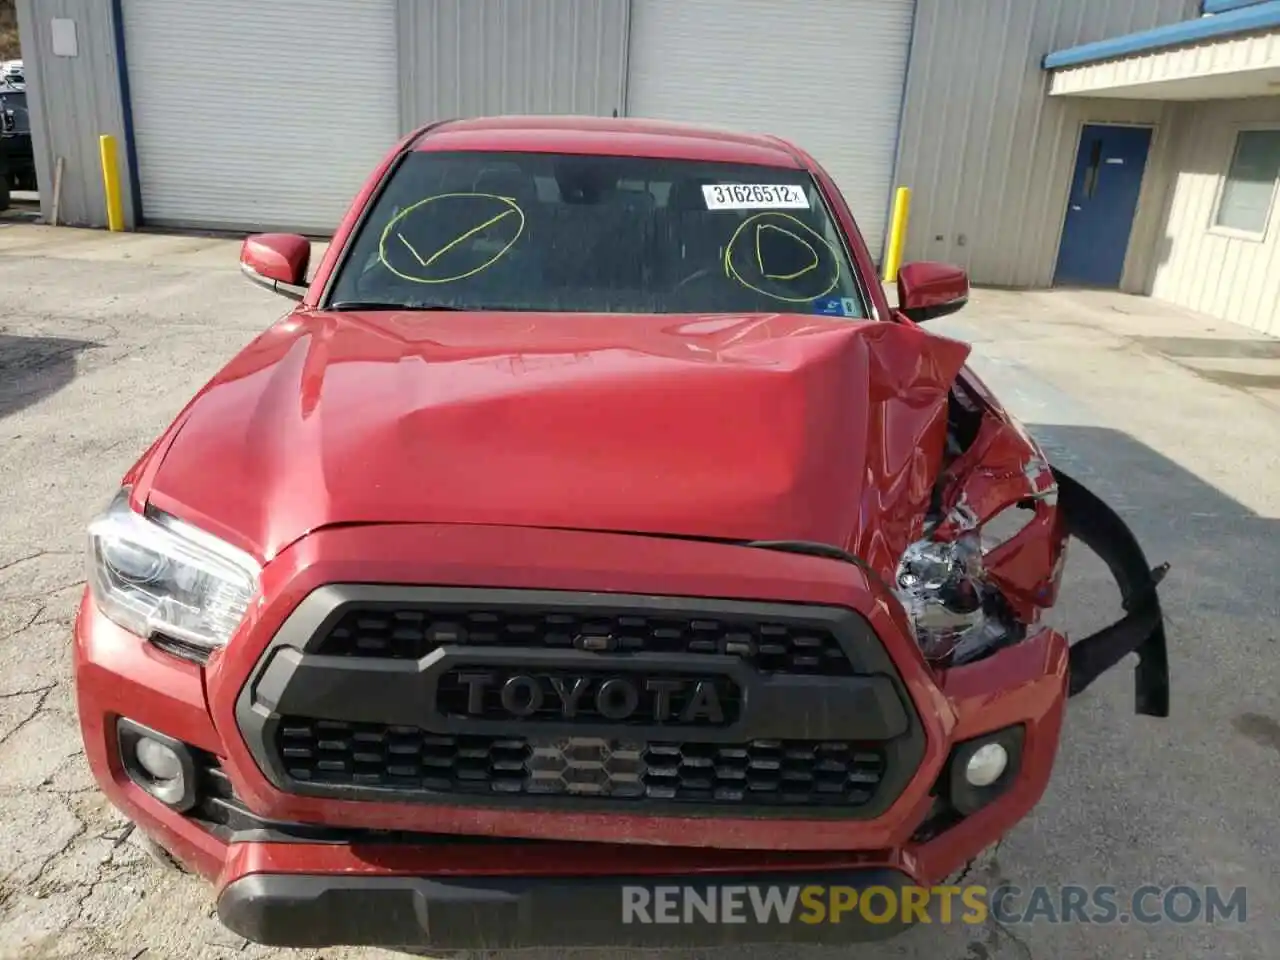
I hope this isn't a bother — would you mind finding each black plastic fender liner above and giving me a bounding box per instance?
[1052,467,1170,718]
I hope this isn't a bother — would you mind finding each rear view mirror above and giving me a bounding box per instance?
[897,261,969,323]
[240,233,310,301]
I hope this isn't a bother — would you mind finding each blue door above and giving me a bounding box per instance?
[1054,124,1153,289]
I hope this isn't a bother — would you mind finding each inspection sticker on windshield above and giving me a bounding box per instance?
[814,297,859,318]
[703,184,809,210]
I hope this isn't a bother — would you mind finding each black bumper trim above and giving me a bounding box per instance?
[218,869,914,949]
[1053,467,1171,717]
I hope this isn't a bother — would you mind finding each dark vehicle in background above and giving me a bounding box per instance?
[0,85,34,211]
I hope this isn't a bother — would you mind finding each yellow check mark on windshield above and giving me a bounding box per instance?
[396,208,517,269]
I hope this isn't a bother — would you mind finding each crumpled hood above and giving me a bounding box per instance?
[146,310,971,572]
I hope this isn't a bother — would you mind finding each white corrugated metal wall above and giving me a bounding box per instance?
[892,0,1200,289]
[623,0,916,263]
[396,0,629,129]
[1150,98,1280,336]
[115,0,627,232]
[26,0,1222,280]
[122,0,400,233]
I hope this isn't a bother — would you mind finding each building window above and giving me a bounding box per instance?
[1215,129,1280,236]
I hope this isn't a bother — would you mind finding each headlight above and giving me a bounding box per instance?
[87,489,260,655]
[895,529,1017,664]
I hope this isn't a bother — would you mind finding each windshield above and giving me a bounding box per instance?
[327,150,868,318]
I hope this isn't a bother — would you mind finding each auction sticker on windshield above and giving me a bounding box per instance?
[703,184,809,210]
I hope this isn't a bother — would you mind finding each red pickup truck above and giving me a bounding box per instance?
[74,115,1169,951]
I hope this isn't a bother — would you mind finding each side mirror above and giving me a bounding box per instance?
[240,233,310,301]
[897,261,969,323]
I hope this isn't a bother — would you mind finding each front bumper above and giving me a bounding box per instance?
[218,868,914,948]
[74,521,1082,948]
[75,605,1067,854]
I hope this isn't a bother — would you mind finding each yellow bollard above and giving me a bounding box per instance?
[882,186,912,284]
[98,134,125,232]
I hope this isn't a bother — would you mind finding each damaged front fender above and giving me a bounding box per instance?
[907,367,1169,718]
[1053,467,1170,718]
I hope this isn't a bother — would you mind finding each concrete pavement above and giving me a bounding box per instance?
[0,224,1276,959]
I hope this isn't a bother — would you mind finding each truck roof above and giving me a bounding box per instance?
[415,115,807,169]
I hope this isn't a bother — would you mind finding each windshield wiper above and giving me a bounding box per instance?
[328,300,464,312]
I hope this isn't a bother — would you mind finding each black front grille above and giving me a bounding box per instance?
[239,588,924,819]
[274,717,887,808]
[315,605,853,676]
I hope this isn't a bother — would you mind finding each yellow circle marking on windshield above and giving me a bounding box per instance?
[724,212,840,303]
[755,223,819,280]
[377,192,526,284]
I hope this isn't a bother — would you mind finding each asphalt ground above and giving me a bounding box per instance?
[0,225,1276,959]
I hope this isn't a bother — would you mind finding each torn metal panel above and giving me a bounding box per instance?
[932,399,1069,622]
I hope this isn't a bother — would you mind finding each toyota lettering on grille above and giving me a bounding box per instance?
[447,670,733,725]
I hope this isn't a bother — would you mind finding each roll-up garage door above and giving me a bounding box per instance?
[122,0,399,233]
[625,0,915,262]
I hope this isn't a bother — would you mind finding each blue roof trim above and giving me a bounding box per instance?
[1044,0,1280,69]
[1203,0,1271,14]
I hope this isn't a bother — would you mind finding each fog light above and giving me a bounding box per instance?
[135,737,183,782]
[964,742,1009,787]
[946,724,1025,816]
[117,718,197,812]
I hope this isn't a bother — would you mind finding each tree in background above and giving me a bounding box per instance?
[0,0,18,62]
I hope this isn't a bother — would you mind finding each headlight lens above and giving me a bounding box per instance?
[87,489,260,653]
[895,530,1015,663]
